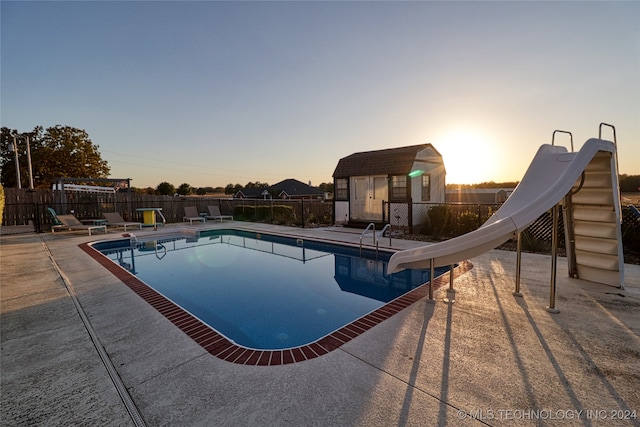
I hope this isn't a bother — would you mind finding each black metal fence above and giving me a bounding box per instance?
[385,200,639,257]
[384,201,501,236]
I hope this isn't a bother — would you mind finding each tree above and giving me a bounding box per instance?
[195,186,217,195]
[318,182,334,193]
[620,174,640,192]
[156,182,175,195]
[1,125,110,189]
[176,183,192,195]
[225,183,243,195]
[244,181,269,189]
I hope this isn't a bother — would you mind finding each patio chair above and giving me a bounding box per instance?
[51,212,108,235]
[183,206,206,224]
[103,212,142,231]
[206,205,233,222]
[47,207,67,233]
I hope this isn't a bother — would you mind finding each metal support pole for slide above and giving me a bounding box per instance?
[513,232,523,297]
[449,264,455,290]
[427,259,435,304]
[444,263,456,304]
[547,204,560,313]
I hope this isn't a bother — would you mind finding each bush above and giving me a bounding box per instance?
[421,205,453,239]
[453,210,480,236]
[520,230,551,253]
[272,205,296,225]
[233,205,296,225]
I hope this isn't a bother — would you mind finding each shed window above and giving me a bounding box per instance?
[335,178,348,200]
[391,175,407,200]
[421,174,431,201]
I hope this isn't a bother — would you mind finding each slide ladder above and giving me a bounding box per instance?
[563,124,624,288]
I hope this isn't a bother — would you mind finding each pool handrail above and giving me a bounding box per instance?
[359,223,375,256]
[377,224,391,247]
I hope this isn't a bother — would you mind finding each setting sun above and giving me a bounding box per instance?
[435,129,498,184]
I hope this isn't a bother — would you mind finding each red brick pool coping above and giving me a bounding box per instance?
[80,242,472,366]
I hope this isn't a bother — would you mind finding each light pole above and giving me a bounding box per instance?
[9,136,21,189]
[9,134,35,190]
[25,135,34,190]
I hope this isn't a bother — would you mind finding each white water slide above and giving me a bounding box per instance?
[388,135,625,288]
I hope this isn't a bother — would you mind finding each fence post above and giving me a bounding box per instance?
[34,202,41,233]
[408,198,413,234]
[382,201,386,223]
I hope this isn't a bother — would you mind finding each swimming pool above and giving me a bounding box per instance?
[87,229,469,365]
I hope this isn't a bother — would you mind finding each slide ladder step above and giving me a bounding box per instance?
[575,264,622,287]
[572,205,617,223]
[584,152,613,171]
[574,235,619,256]
[576,250,619,271]
[574,221,618,240]
[571,188,614,205]
[574,170,612,189]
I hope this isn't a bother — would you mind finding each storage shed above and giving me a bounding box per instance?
[333,144,446,228]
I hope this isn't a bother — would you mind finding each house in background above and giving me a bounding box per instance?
[333,144,446,228]
[234,187,270,199]
[272,179,325,200]
[234,179,325,200]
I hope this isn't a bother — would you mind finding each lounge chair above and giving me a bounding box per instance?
[103,212,142,231]
[183,206,206,224]
[206,205,233,222]
[47,207,67,233]
[49,210,107,235]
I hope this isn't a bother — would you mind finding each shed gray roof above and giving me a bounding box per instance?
[332,144,441,178]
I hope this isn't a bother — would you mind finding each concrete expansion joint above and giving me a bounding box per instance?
[37,235,148,427]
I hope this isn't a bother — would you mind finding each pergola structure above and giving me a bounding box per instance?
[54,177,132,215]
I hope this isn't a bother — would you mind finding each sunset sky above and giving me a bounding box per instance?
[2,1,638,189]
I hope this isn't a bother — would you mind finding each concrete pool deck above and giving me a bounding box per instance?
[2,223,639,426]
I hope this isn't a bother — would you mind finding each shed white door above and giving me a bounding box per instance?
[351,176,387,221]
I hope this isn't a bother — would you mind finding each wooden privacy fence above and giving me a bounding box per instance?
[1,188,334,232]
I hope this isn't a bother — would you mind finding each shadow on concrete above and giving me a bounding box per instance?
[436,293,457,426]
[514,296,592,426]
[397,301,434,426]
[488,276,539,411]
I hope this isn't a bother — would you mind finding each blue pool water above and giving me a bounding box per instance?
[97,230,447,350]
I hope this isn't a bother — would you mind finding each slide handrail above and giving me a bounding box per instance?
[552,130,573,152]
